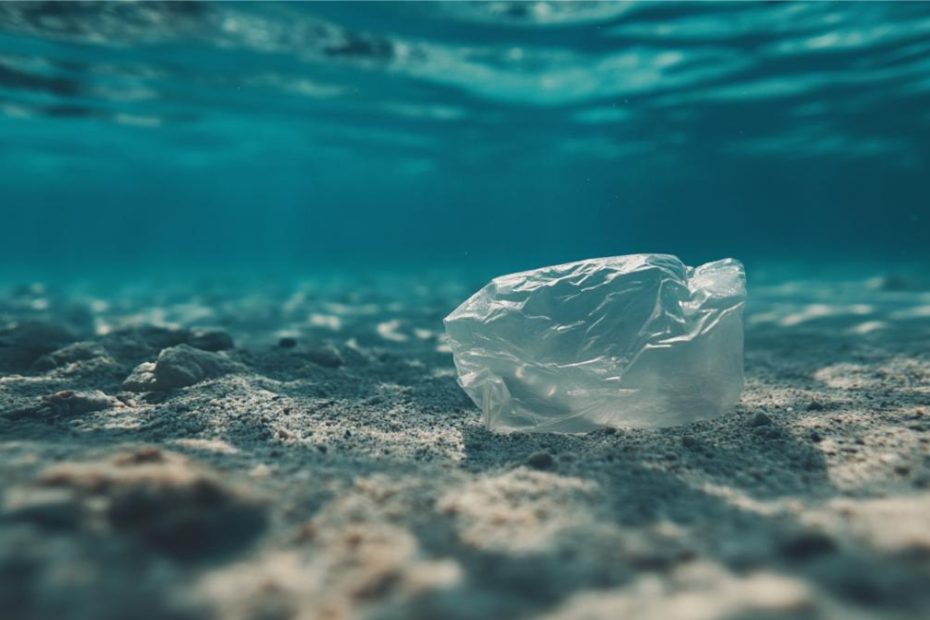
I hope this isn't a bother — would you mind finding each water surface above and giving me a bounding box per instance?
[1,1,928,280]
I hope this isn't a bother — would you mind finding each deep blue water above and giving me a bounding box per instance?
[1,1,928,282]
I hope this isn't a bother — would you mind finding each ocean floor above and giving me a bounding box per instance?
[1,272,929,620]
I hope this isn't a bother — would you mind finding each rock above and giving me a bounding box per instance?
[122,361,158,391]
[305,344,344,368]
[278,336,297,349]
[101,325,191,364]
[40,390,121,417]
[681,436,700,450]
[526,451,555,470]
[33,341,110,370]
[0,320,76,370]
[444,254,746,433]
[189,328,234,351]
[154,344,231,388]
[122,344,235,391]
[750,412,773,427]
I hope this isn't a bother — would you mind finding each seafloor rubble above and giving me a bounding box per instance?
[1,274,929,620]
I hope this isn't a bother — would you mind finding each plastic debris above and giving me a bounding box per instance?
[444,254,746,433]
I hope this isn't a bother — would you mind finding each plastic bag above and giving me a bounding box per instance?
[444,254,746,433]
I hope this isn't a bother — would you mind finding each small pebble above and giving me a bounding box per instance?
[278,337,297,349]
[750,412,773,427]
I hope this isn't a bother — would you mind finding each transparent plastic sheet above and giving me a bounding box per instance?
[444,254,746,433]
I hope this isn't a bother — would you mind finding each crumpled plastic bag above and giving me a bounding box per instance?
[444,254,746,433]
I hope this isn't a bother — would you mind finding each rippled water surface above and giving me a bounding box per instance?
[1,1,928,278]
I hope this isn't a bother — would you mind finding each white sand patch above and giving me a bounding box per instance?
[779,303,872,327]
[376,319,408,342]
[438,469,603,553]
[538,562,817,620]
[849,320,886,335]
[308,313,342,330]
[173,438,239,455]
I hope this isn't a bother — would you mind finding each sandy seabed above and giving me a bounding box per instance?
[1,273,929,620]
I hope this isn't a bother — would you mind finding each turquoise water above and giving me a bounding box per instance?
[1,1,928,281]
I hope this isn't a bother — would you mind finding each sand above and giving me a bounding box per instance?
[1,273,929,620]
